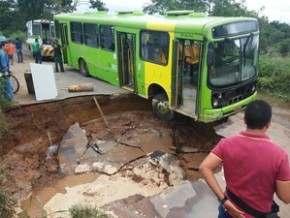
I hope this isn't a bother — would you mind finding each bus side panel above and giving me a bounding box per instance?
[61,22,119,86]
[84,47,119,86]
[142,23,175,102]
[93,50,118,86]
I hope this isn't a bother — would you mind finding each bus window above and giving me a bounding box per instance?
[71,22,83,44]
[54,20,60,38]
[100,25,115,52]
[209,35,258,87]
[84,23,99,48]
[181,40,200,86]
[140,30,169,65]
[50,24,55,38]
[32,24,41,35]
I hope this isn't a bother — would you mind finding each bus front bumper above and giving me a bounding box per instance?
[200,93,257,123]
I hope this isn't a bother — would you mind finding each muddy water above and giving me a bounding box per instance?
[20,173,99,217]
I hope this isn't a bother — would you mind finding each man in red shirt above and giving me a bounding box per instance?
[199,100,290,218]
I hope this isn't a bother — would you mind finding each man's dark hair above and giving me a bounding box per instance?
[0,41,8,48]
[244,100,272,129]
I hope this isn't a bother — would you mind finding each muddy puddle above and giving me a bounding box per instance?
[0,93,223,217]
[20,173,99,217]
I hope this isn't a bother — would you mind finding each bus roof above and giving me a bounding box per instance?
[54,11,257,35]
[27,19,53,24]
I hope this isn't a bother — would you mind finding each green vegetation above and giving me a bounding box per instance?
[17,203,110,218]
[258,54,290,99]
[69,205,110,218]
[0,0,108,36]
[0,189,16,217]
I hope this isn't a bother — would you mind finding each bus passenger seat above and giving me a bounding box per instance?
[160,52,167,64]
[185,45,200,65]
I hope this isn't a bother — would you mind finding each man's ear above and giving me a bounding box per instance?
[266,121,271,129]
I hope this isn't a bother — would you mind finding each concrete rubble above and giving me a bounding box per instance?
[50,121,221,217]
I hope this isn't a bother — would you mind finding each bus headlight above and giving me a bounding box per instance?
[250,84,256,94]
[212,93,223,108]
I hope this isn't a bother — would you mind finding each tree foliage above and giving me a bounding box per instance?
[143,0,290,55]
[0,0,108,36]
[89,0,108,11]
[143,0,207,14]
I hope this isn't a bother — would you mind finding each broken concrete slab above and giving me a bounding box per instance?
[91,144,145,175]
[151,180,219,217]
[150,181,196,217]
[102,194,161,218]
[90,139,117,154]
[58,122,88,175]
[100,180,219,218]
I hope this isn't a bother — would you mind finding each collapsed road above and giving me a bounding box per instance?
[1,56,290,217]
[1,94,221,217]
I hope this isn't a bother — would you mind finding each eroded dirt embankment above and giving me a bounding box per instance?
[0,94,221,202]
[1,94,151,155]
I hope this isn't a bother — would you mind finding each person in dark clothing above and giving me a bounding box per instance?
[14,38,23,63]
[52,39,64,72]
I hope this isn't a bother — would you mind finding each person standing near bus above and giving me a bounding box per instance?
[7,39,15,65]
[199,100,290,218]
[0,41,14,101]
[32,38,42,64]
[52,39,64,72]
[14,38,23,63]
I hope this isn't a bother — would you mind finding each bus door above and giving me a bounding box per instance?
[117,32,136,91]
[59,24,69,64]
[173,39,200,117]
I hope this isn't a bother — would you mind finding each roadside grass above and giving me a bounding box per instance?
[18,195,110,218]
[0,189,16,217]
[258,54,290,100]
[69,205,110,218]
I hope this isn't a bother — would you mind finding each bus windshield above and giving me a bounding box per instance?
[208,34,259,87]
[32,23,41,35]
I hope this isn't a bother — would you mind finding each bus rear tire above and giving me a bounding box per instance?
[79,59,89,77]
[152,93,174,121]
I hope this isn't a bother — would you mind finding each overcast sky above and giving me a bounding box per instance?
[77,0,290,24]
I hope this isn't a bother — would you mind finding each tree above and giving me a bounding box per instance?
[279,39,290,57]
[89,0,108,11]
[17,0,51,21]
[143,0,207,15]
[52,0,74,13]
[0,0,17,34]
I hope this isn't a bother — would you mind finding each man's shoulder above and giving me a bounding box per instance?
[0,49,5,57]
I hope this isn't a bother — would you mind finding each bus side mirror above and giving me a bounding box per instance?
[207,43,215,67]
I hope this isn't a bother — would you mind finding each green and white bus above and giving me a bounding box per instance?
[26,19,55,58]
[54,10,259,122]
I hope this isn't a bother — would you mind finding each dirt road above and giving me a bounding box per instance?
[10,57,127,105]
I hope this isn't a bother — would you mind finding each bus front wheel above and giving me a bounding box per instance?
[152,93,174,121]
[79,59,89,77]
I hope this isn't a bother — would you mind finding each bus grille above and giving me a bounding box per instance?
[223,82,256,106]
